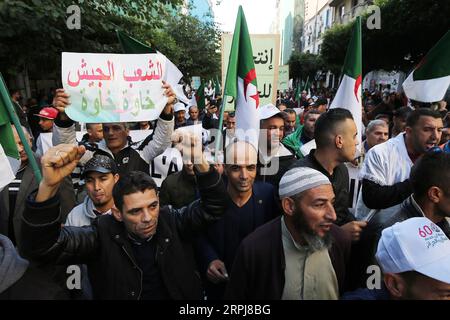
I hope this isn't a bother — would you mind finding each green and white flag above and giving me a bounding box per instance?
[330,16,362,145]
[224,6,259,148]
[195,82,206,110]
[403,30,450,103]
[0,92,20,191]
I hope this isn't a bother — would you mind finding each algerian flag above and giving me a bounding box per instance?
[0,91,20,191]
[330,16,362,146]
[116,30,189,104]
[195,82,206,110]
[402,30,450,103]
[224,6,259,148]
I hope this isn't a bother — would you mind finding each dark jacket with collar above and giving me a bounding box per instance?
[290,149,356,226]
[348,195,450,290]
[225,217,351,300]
[20,168,227,300]
[159,168,198,209]
[0,158,75,248]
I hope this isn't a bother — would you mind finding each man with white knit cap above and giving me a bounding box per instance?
[225,167,351,300]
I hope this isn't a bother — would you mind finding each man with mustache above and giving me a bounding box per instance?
[356,108,443,221]
[65,154,119,227]
[225,167,351,300]
[20,139,227,300]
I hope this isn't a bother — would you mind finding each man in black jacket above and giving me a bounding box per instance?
[20,142,227,300]
[290,108,367,241]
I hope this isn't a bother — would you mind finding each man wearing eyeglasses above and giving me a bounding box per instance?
[50,82,176,176]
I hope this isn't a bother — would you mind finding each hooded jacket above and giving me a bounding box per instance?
[65,196,103,227]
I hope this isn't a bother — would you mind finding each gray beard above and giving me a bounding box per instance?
[292,206,333,252]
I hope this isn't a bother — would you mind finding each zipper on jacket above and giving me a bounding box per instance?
[121,245,143,300]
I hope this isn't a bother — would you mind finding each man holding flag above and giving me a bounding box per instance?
[221,6,260,151]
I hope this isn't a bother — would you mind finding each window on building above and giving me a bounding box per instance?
[340,5,345,19]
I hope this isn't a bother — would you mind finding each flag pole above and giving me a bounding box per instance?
[0,73,42,182]
[214,85,227,162]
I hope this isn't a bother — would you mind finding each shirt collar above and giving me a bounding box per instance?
[410,195,426,217]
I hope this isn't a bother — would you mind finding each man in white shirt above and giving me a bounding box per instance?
[356,108,443,221]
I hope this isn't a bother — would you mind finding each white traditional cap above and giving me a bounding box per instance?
[376,217,450,284]
[278,167,331,199]
[174,102,186,113]
[259,103,282,120]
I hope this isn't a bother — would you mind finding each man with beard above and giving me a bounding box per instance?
[225,167,351,300]
[356,108,443,221]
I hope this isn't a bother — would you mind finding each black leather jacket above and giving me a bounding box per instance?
[20,167,227,300]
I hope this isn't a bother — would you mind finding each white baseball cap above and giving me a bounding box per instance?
[376,217,450,284]
[259,103,282,120]
[174,102,186,113]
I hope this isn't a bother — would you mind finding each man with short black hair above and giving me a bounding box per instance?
[391,107,413,137]
[290,108,367,240]
[350,152,450,289]
[65,154,120,227]
[20,141,227,300]
[283,110,321,158]
[356,108,443,221]
[283,108,297,135]
[83,123,103,144]
[312,97,328,113]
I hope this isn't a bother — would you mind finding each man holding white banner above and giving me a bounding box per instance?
[52,81,176,176]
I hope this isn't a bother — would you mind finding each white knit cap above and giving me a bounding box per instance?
[279,167,331,199]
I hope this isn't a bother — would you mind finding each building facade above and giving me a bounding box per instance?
[273,0,305,65]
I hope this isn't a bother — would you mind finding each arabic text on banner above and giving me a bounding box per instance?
[62,52,169,123]
[221,34,280,111]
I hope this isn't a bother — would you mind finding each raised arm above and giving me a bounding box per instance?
[21,144,99,265]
